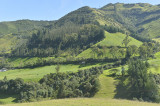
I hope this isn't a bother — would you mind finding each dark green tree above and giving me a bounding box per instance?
[127,59,159,102]
[55,64,61,74]
[122,35,131,48]
[121,66,125,77]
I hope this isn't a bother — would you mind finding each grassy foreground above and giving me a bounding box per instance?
[1,98,159,106]
[0,66,160,105]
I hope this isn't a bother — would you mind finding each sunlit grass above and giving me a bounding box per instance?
[96,31,142,47]
[0,64,82,82]
[4,98,160,106]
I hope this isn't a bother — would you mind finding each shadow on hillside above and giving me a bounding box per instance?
[0,93,18,103]
[105,74,131,100]
[113,77,131,99]
[8,57,32,62]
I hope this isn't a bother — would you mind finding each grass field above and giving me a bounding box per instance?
[96,31,142,47]
[0,64,95,82]
[0,62,109,82]
[0,65,78,82]
[1,98,159,106]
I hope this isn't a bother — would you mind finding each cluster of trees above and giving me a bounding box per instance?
[5,42,156,69]
[152,74,160,85]
[0,66,103,102]
[138,42,157,59]
[126,59,160,102]
[126,42,158,59]
[90,46,126,59]
[11,24,105,57]
[89,41,157,61]
[130,33,152,42]
[122,34,157,59]
[102,24,125,33]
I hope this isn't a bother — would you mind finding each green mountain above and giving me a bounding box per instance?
[100,3,160,39]
[1,3,160,57]
[1,3,160,105]
[56,3,160,39]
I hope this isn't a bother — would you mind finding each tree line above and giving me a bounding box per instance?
[0,66,103,102]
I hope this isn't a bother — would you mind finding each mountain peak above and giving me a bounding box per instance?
[100,3,153,10]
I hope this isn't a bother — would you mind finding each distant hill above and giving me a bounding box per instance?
[0,20,53,36]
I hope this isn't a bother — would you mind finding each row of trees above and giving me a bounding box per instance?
[102,24,125,34]
[0,66,103,102]
[2,42,156,69]
[89,41,157,60]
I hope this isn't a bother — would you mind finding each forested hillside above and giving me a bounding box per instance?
[1,3,160,105]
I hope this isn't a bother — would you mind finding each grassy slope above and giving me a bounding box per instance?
[0,34,18,53]
[0,59,110,82]
[152,38,160,43]
[94,70,116,98]
[77,31,142,58]
[141,19,160,39]
[96,31,142,47]
[0,20,52,53]
[101,3,160,39]
[147,52,160,73]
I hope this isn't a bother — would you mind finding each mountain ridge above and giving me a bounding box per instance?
[0,3,160,56]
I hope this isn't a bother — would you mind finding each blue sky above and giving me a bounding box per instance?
[0,0,160,22]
